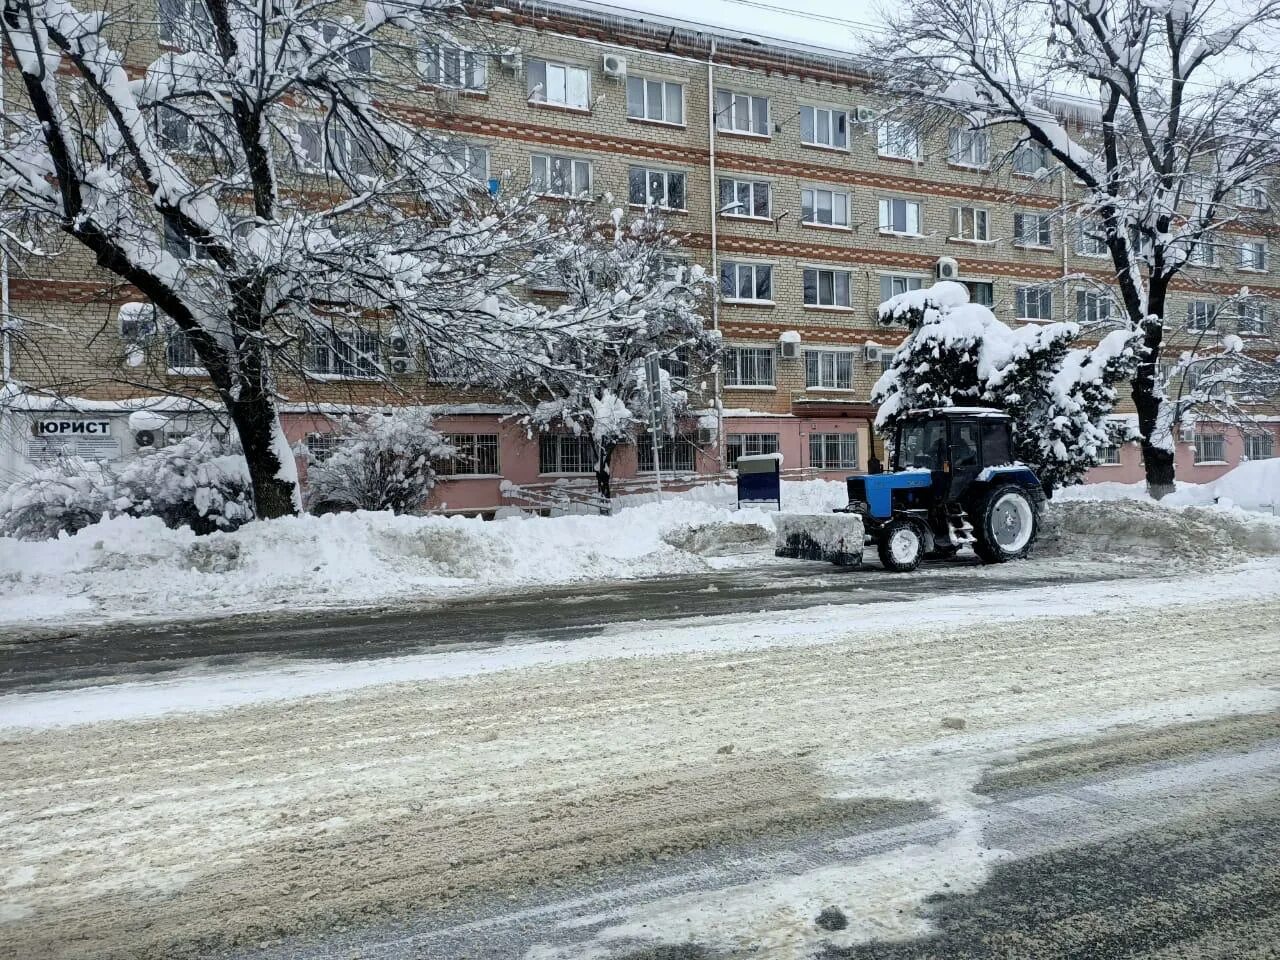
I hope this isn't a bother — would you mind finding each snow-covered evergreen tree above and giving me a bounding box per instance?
[0,0,575,519]
[306,409,453,514]
[877,0,1280,496]
[874,282,1137,493]
[513,204,717,502]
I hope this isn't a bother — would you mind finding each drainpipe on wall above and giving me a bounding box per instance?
[1060,164,1069,320]
[706,37,724,472]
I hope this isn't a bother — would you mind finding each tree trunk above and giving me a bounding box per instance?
[225,392,300,520]
[594,441,615,510]
[1131,287,1176,500]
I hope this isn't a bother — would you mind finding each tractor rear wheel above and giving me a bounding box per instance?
[973,484,1037,563]
[877,517,925,572]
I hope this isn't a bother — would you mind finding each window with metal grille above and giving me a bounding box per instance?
[718,178,771,218]
[1194,433,1226,463]
[809,433,858,470]
[714,89,769,135]
[805,350,854,389]
[719,262,773,302]
[627,77,684,125]
[438,433,500,476]
[531,153,591,197]
[726,433,779,468]
[305,324,381,378]
[539,434,594,474]
[1098,443,1121,465]
[637,435,696,473]
[305,432,344,463]
[800,105,847,149]
[1016,286,1054,321]
[166,329,203,371]
[628,167,687,209]
[722,346,775,387]
[1245,433,1274,460]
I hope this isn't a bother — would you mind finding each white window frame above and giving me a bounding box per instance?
[163,220,216,264]
[1237,301,1268,336]
[1013,211,1053,249]
[1075,219,1109,258]
[443,141,489,182]
[1187,301,1217,332]
[1015,285,1054,322]
[296,118,374,176]
[804,348,855,390]
[158,0,212,48]
[165,325,206,375]
[948,128,991,168]
[949,205,990,242]
[1188,235,1220,267]
[421,44,487,91]
[800,185,850,228]
[304,322,382,380]
[800,104,848,150]
[530,153,592,198]
[877,121,920,160]
[628,166,687,210]
[878,196,923,236]
[802,266,853,309]
[626,76,684,126]
[438,433,501,477]
[1193,432,1226,464]
[1239,240,1268,272]
[718,177,771,220]
[1097,443,1122,466]
[527,58,590,110]
[722,345,776,389]
[726,432,779,468]
[720,261,774,304]
[1012,142,1049,176]
[1238,183,1269,211]
[1244,433,1274,460]
[809,432,859,471]
[715,88,770,136]
[879,274,924,302]
[1075,289,1113,324]
[965,280,995,309]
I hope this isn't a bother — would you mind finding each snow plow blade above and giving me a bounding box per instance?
[774,513,864,567]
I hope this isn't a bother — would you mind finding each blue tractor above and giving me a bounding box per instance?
[779,408,1046,572]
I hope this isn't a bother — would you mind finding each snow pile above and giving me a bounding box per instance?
[1060,458,1280,512]
[622,478,848,516]
[661,521,773,557]
[1039,498,1280,562]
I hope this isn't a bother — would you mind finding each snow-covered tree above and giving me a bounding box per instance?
[0,458,114,539]
[877,0,1280,496]
[874,281,1138,493]
[306,408,453,514]
[0,0,571,520]
[512,204,717,502]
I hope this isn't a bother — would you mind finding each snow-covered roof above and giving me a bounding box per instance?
[910,406,1008,417]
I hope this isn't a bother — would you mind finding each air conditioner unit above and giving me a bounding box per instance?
[936,256,960,281]
[388,331,411,356]
[697,426,716,446]
[602,53,627,78]
[134,429,160,448]
[864,345,882,362]
[390,355,417,375]
[499,49,522,74]
[779,330,801,359]
[855,106,877,124]
[1180,423,1196,443]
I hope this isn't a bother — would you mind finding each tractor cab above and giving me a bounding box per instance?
[892,408,1014,501]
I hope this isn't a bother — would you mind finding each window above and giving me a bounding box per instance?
[879,349,896,374]
[950,205,990,241]
[1245,433,1274,460]
[1194,433,1226,464]
[809,433,859,470]
[718,178,770,218]
[296,119,375,176]
[305,324,381,378]
[1097,443,1121,465]
[964,281,994,308]
[166,328,202,372]
[1014,212,1053,248]
[719,262,773,303]
[800,105,847,149]
[628,167,687,210]
[879,197,922,235]
[158,0,211,47]
[1238,301,1268,336]
[1015,286,1054,321]
[163,221,215,262]
[322,20,372,76]
[800,186,849,228]
[626,76,684,125]
[1187,301,1216,331]
[722,346,775,387]
[879,275,924,302]
[1012,142,1048,176]
[1238,183,1268,210]
[438,433,500,476]
[726,433,779,468]
[155,105,227,156]
[948,128,990,168]
[119,304,157,346]
[1188,235,1219,267]
[305,432,344,464]
[531,153,592,197]
[539,434,594,474]
[637,435,697,473]
[1075,219,1108,257]
[1076,290,1112,324]
[803,267,852,308]
[805,349,854,389]
[421,45,486,89]
[715,89,769,135]
[443,141,489,182]
[527,59,590,109]
[877,121,920,160]
[1239,240,1268,272]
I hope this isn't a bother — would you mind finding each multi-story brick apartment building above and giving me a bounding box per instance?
[1,0,1276,511]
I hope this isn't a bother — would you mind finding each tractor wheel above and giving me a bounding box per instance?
[973,485,1038,563]
[877,518,925,572]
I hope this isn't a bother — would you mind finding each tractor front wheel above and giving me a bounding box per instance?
[877,518,925,572]
[973,485,1037,563]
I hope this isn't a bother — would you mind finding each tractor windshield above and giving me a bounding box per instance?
[896,419,947,471]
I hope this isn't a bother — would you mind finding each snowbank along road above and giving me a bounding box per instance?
[1,503,1279,959]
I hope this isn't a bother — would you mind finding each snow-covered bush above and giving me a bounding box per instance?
[0,434,253,539]
[113,434,255,535]
[0,459,114,540]
[306,410,454,514]
[874,282,1137,494]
